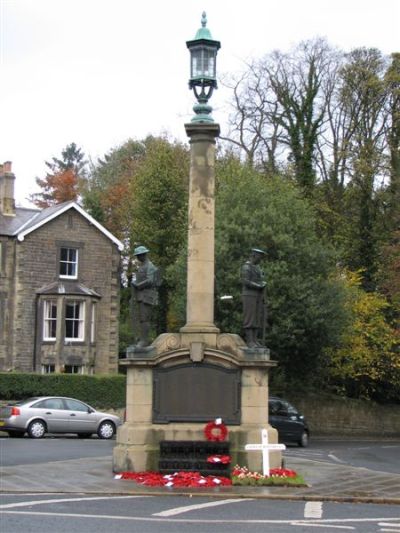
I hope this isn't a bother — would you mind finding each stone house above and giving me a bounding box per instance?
[0,161,123,374]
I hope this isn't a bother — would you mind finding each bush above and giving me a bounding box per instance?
[0,373,126,409]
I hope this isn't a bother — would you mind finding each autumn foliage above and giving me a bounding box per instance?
[30,142,86,208]
[32,168,80,208]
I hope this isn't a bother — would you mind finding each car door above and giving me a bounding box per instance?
[62,398,98,433]
[269,399,298,442]
[31,398,70,433]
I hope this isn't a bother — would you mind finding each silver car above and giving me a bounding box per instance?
[0,396,122,439]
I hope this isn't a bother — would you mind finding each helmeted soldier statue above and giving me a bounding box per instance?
[131,245,160,348]
[241,248,267,348]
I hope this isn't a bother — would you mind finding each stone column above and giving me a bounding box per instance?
[180,122,220,334]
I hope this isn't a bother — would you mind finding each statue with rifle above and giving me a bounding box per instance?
[130,245,161,348]
[241,248,267,348]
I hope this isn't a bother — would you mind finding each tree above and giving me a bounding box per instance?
[169,155,349,386]
[382,53,400,232]
[266,39,333,193]
[82,139,146,239]
[32,168,80,208]
[326,271,400,401]
[30,143,87,207]
[223,39,336,193]
[83,136,189,349]
[45,142,87,176]
[220,69,283,172]
[378,230,400,319]
[129,136,189,334]
[338,49,388,289]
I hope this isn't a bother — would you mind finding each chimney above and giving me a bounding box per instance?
[0,161,16,216]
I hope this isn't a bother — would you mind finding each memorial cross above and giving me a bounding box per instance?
[245,429,286,476]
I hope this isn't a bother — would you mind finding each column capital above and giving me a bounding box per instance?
[185,122,220,141]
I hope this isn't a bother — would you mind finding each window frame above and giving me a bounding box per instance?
[64,365,83,375]
[41,364,55,374]
[59,247,79,279]
[65,300,85,342]
[90,302,96,344]
[43,300,58,341]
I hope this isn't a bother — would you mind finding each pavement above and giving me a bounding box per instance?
[1,453,400,504]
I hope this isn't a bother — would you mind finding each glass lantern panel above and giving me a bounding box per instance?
[191,48,202,78]
[191,46,216,78]
[202,48,216,78]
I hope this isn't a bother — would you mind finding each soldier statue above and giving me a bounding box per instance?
[241,248,267,348]
[131,245,160,348]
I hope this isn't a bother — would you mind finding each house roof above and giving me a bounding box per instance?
[0,201,124,251]
[36,281,101,298]
[0,206,40,236]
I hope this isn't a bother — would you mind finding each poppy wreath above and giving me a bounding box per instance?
[207,455,231,464]
[204,420,228,442]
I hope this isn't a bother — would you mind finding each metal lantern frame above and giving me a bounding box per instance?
[186,13,221,122]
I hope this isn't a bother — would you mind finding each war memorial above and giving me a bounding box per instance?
[113,13,282,476]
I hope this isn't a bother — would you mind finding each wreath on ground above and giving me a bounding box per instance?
[115,466,306,487]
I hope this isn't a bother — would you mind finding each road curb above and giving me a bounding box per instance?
[1,486,400,505]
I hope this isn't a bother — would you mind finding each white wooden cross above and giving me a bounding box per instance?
[245,429,286,476]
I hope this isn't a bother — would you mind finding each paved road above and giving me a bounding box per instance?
[1,436,400,503]
[284,438,400,474]
[0,434,114,466]
[1,436,400,532]
[1,493,400,532]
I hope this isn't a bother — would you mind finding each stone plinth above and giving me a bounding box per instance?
[112,333,281,474]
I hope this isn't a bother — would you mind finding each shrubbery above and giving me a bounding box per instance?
[0,373,126,409]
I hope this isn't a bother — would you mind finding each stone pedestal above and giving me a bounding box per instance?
[113,333,280,474]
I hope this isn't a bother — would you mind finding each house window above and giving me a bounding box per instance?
[43,300,57,340]
[41,364,55,374]
[90,303,96,343]
[60,247,78,278]
[65,300,85,341]
[64,365,82,374]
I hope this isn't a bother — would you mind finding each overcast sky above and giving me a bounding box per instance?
[1,0,399,206]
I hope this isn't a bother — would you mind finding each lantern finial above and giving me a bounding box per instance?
[186,13,221,123]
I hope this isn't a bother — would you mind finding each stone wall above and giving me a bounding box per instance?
[0,237,16,370]
[287,393,400,437]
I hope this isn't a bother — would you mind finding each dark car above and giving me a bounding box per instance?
[0,396,122,439]
[268,396,310,447]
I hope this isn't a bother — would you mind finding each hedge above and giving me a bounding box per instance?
[0,373,126,409]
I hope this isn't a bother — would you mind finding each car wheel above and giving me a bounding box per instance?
[298,431,309,447]
[97,421,115,439]
[27,420,46,439]
[8,431,24,438]
[77,433,92,439]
